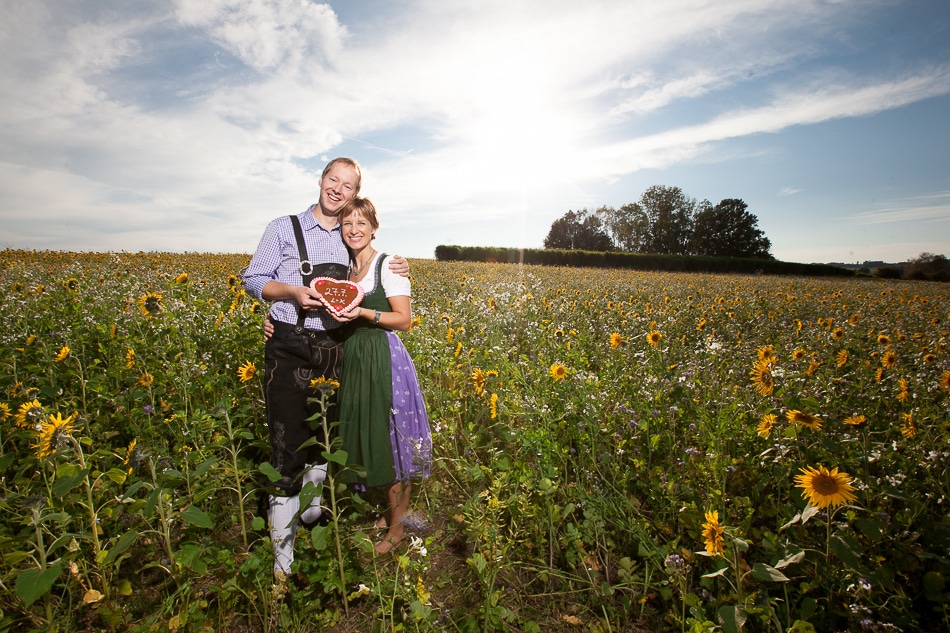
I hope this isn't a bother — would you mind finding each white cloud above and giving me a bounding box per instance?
[850,191,950,225]
[173,0,346,72]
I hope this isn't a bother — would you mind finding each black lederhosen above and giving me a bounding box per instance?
[264,320,345,495]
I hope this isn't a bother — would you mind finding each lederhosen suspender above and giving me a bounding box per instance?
[289,214,351,329]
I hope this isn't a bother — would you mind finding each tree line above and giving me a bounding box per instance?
[544,185,773,259]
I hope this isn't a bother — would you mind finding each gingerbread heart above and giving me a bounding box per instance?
[310,277,364,315]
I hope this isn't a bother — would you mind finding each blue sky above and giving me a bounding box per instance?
[1,0,948,264]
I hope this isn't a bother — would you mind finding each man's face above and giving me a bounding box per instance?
[318,163,359,216]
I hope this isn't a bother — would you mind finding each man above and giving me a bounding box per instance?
[242,157,407,577]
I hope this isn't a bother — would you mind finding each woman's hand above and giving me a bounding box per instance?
[319,298,361,323]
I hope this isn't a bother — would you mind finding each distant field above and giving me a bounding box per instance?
[2,250,948,632]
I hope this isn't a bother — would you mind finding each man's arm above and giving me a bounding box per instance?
[242,220,284,300]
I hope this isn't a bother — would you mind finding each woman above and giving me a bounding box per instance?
[329,197,431,554]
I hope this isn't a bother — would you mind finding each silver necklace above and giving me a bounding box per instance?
[350,249,376,278]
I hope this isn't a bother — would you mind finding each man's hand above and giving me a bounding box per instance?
[291,285,325,311]
[263,315,274,340]
[388,255,409,277]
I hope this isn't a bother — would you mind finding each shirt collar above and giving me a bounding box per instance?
[301,205,341,233]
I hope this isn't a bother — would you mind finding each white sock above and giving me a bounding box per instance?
[268,494,299,574]
[300,463,328,524]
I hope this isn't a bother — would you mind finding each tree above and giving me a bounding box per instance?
[599,203,651,253]
[543,209,614,251]
[904,252,949,281]
[691,198,772,259]
[638,186,697,255]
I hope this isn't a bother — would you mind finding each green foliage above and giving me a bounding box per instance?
[540,186,774,259]
[691,199,772,259]
[435,245,852,277]
[543,209,613,251]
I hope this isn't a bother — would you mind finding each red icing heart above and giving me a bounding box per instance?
[310,277,364,315]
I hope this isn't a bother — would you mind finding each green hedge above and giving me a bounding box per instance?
[433,245,854,277]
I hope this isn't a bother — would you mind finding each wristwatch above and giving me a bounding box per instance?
[373,310,381,325]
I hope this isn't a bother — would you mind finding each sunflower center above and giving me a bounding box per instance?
[812,474,841,496]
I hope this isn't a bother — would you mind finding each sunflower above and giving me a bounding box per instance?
[836,350,849,367]
[757,413,777,438]
[832,328,844,340]
[610,333,623,350]
[795,465,857,509]
[454,342,463,358]
[939,370,950,392]
[900,412,916,439]
[15,399,44,428]
[806,360,822,376]
[237,360,257,383]
[446,328,454,343]
[701,510,725,556]
[54,346,71,362]
[175,273,189,284]
[139,373,154,387]
[843,414,867,426]
[749,360,775,396]
[489,393,498,420]
[63,278,80,292]
[309,376,340,394]
[875,367,884,382]
[0,403,10,419]
[137,292,164,318]
[881,350,897,368]
[877,333,891,346]
[125,349,135,369]
[792,348,807,361]
[896,378,909,403]
[123,438,140,473]
[33,412,76,459]
[472,368,487,395]
[226,274,240,289]
[786,410,822,431]
[756,345,776,363]
[549,363,567,381]
[646,330,663,346]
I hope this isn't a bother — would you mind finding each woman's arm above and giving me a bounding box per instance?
[358,295,410,331]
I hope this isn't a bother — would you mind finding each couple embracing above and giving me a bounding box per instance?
[241,157,431,577]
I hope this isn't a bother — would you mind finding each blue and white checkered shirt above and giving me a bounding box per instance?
[242,206,350,331]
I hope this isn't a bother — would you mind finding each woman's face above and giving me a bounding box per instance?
[341,212,374,250]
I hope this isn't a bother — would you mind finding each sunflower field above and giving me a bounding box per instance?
[1,249,949,633]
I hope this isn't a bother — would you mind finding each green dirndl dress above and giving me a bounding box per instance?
[338,255,431,489]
